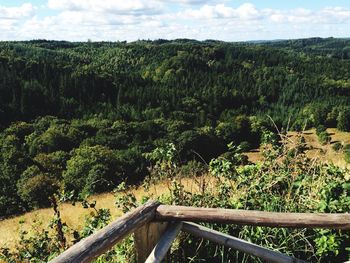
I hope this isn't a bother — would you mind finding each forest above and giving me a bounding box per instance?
[0,37,350,262]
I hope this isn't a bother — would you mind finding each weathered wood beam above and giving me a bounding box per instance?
[134,222,169,262]
[182,222,305,263]
[156,205,350,229]
[145,222,183,263]
[50,200,160,263]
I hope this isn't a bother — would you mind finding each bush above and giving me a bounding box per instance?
[165,144,350,262]
[17,166,59,208]
[318,131,331,145]
[239,141,251,152]
[26,123,85,156]
[337,108,350,131]
[332,142,343,152]
[63,145,122,197]
[316,125,326,135]
[344,144,350,163]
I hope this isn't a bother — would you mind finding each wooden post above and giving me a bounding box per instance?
[134,222,169,263]
[182,222,306,263]
[156,205,350,229]
[145,222,183,263]
[50,200,160,263]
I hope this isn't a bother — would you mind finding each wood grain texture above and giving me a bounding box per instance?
[156,205,350,229]
[50,200,160,263]
[182,222,305,263]
[145,222,182,263]
[134,222,169,262]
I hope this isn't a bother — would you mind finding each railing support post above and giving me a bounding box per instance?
[134,222,169,262]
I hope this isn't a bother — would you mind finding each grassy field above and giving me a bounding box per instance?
[0,176,215,249]
[1,128,349,250]
[246,128,350,169]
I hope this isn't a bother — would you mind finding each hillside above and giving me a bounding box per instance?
[0,38,350,262]
[262,37,350,59]
[1,38,350,220]
[1,38,350,128]
[1,128,349,251]
[1,133,349,262]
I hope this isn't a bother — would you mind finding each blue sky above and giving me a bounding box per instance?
[1,0,350,41]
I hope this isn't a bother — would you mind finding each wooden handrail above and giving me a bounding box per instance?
[50,202,350,262]
[156,205,350,229]
[50,200,160,263]
[182,222,306,263]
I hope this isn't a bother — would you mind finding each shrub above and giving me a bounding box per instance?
[148,143,350,262]
[332,142,343,152]
[337,108,350,131]
[63,145,122,197]
[344,144,350,163]
[239,141,251,152]
[17,166,59,208]
[318,131,331,145]
[316,125,326,135]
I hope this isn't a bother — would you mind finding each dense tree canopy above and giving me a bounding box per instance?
[0,38,350,217]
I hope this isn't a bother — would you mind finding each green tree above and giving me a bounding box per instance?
[337,108,350,131]
[17,166,59,208]
[63,145,122,197]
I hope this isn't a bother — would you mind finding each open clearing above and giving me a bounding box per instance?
[246,128,350,169]
[0,176,215,249]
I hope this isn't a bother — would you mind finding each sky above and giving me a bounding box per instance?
[0,0,350,41]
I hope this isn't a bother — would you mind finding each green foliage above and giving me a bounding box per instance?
[2,139,350,262]
[209,142,249,179]
[0,134,29,216]
[344,144,350,163]
[314,229,343,257]
[1,39,349,130]
[332,142,343,152]
[209,158,233,178]
[1,39,350,261]
[145,142,177,168]
[316,125,327,135]
[238,141,251,152]
[63,145,122,198]
[17,166,59,208]
[78,208,111,240]
[1,38,350,217]
[0,199,119,263]
[337,108,350,132]
[318,131,331,145]
[167,146,350,262]
[261,129,279,146]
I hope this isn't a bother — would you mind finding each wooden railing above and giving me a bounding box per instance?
[50,201,350,263]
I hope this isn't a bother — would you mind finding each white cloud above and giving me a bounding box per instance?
[0,3,35,19]
[0,3,35,40]
[265,6,350,24]
[47,0,162,15]
[1,1,350,41]
[184,3,260,20]
[160,0,221,5]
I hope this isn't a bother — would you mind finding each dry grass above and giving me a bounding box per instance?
[0,194,119,249]
[0,175,215,250]
[246,128,350,169]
